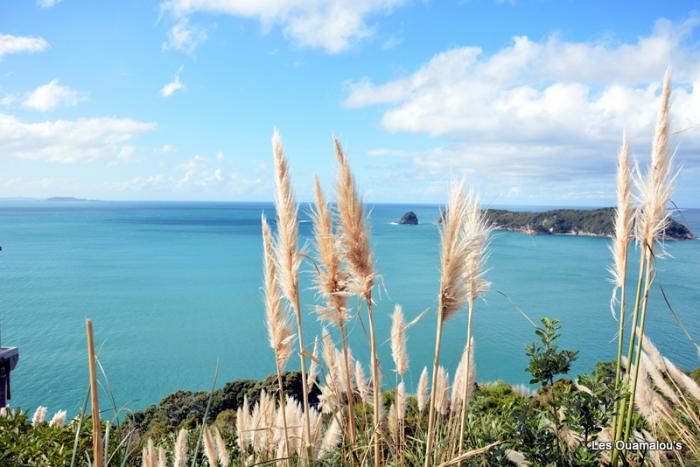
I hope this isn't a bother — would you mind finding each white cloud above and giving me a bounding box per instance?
[216,150,224,161]
[160,67,184,97]
[162,18,207,54]
[37,0,62,8]
[0,113,156,163]
[23,79,81,111]
[159,144,175,153]
[161,0,407,53]
[0,33,49,58]
[117,145,136,160]
[345,16,700,201]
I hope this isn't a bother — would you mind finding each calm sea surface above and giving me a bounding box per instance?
[1,201,698,416]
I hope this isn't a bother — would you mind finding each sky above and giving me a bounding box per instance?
[1,0,700,207]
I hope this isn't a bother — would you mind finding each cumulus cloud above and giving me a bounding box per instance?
[0,33,49,58]
[0,113,156,163]
[345,16,700,202]
[23,79,81,111]
[160,67,184,97]
[162,18,207,54]
[160,0,407,53]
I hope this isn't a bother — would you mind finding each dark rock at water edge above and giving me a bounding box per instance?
[398,211,419,225]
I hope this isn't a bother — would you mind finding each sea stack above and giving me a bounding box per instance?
[398,211,419,225]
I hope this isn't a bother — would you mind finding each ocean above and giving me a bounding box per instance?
[1,201,698,416]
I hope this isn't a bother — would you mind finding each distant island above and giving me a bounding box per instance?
[397,211,419,225]
[46,197,94,202]
[440,207,694,240]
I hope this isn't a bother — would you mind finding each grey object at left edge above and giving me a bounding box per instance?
[0,346,19,407]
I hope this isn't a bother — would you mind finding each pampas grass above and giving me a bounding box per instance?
[425,181,473,466]
[618,69,678,458]
[173,429,188,467]
[271,130,313,460]
[310,176,357,446]
[458,190,490,454]
[333,136,381,466]
[417,367,429,413]
[261,215,293,461]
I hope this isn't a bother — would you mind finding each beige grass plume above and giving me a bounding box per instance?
[271,129,301,301]
[391,304,409,377]
[355,361,369,403]
[417,367,429,413]
[311,175,349,324]
[464,190,491,308]
[203,426,219,466]
[333,137,374,297]
[396,381,407,421]
[318,414,342,458]
[439,181,472,322]
[49,410,67,428]
[31,406,47,427]
[435,367,450,416]
[173,428,188,467]
[609,132,633,302]
[261,215,294,370]
[636,68,676,250]
[213,427,230,466]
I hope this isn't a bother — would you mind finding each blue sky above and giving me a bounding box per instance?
[1,0,700,206]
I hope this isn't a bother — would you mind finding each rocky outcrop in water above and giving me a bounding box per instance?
[398,211,418,225]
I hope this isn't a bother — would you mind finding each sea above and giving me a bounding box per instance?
[0,200,698,417]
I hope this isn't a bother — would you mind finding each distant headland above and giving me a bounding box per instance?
[434,207,694,240]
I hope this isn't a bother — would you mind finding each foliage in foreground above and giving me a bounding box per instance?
[1,318,698,466]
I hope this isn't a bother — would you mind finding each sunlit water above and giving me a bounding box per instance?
[1,201,698,416]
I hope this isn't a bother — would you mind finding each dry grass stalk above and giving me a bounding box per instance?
[261,215,293,461]
[271,130,313,459]
[622,68,677,453]
[609,133,633,444]
[85,319,103,467]
[311,177,357,446]
[334,136,381,465]
[458,190,490,453]
[425,181,472,466]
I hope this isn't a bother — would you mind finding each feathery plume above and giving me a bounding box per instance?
[464,190,491,307]
[663,356,700,401]
[0,407,7,418]
[391,305,409,377]
[236,396,250,452]
[439,181,472,322]
[396,381,406,421]
[271,129,301,302]
[636,68,676,250]
[355,361,369,403]
[435,367,450,416]
[49,410,67,428]
[213,427,230,466]
[452,340,476,411]
[31,406,47,427]
[157,447,167,467]
[271,129,312,458]
[143,438,157,467]
[173,429,188,467]
[311,176,349,324]
[261,215,295,370]
[417,367,429,413]
[334,137,374,297]
[203,426,219,467]
[319,415,342,458]
[610,133,633,295]
[387,403,398,439]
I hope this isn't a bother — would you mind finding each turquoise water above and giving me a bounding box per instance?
[1,201,698,416]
